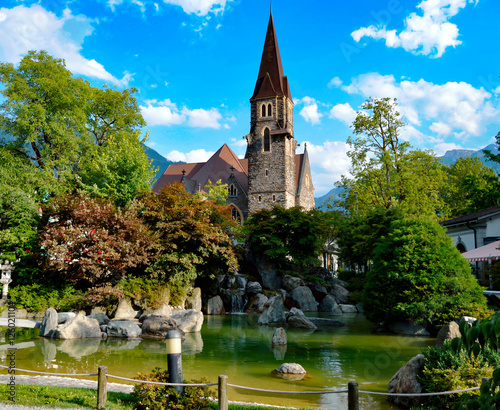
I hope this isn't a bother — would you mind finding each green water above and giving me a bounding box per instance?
[0,314,434,409]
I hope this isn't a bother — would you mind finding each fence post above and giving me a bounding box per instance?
[97,365,108,410]
[218,375,228,410]
[348,381,359,410]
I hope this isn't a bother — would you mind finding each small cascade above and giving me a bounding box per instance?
[230,291,246,314]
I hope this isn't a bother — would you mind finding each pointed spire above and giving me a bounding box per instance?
[251,10,291,100]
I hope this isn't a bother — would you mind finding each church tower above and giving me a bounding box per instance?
[246,10,296,214]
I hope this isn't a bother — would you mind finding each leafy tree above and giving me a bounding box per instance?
[362,215,488,331]
[483,131,500,165]
[38,192,156,288]
[245,206,338,270]
[197,179,229,205]
[140,182,238,287]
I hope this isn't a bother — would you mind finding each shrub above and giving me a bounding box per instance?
[132,367,214,410]
[118,277,170,309]
[8,284,85,312]
[362,215,489,331]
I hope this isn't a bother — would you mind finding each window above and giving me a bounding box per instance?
[263,128,270,152]
[229,184,237,197]
[261,104,266,117]
[272,194,276,202]
[258,195,262,203]
[268,103,272,117]
[265,169,269,177]
[230,206,242,224]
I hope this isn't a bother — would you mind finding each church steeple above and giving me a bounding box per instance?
[251,11,291,100]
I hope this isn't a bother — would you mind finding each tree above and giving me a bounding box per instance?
[244,206,338,270]
[140,183,238,287]
[483,131,500,165]
[362,215,489,331]
[38,193,156,288]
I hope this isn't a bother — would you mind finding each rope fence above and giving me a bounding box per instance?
[0,364,485,409]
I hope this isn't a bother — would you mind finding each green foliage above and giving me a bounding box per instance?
[196,179,229,205]
[483,131,500,165]
[245,206,339,269]
[140,182,238,287]
[8,284,84,312]
[486,261,500,291]
[118,276,170,309]
[38,192,157,288]
[80,285,124,310]
[362,215,489,330]
[133,368,214,410]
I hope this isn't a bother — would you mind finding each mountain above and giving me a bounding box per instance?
[314,144,500,211]
[143,144,183,184]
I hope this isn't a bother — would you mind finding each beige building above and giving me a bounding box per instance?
[153,11,315,221]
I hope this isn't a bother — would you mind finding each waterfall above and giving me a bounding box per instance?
[230,291,246,313]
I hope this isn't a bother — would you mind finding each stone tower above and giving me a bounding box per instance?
[246,11,296,214]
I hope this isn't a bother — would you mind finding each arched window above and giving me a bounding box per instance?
[457,243,466,253]
[229,184,237,197]
[268,103,272,117]
[263,128,270,152]
[261,104,266,117]
[230,206,242,224]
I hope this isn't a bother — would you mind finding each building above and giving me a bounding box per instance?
[153,10,315,221]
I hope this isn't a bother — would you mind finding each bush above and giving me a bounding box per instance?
[118,277,170,309]
[132,367,214,410]
[362,215,489,331]
[8,284,84,312]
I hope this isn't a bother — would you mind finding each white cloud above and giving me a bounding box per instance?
[327,77,343,88]
[0,5,128,86]
[351,0,477,58]
[341,73,497,139]
[163,0,230,16]
[166,149,214,163]
[329,103,357,125]
[295,96,323,125]
[433,142,465,156]
[140,99,223,128]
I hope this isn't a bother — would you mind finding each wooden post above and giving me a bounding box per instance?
[97,365,108,410]
[218,375,228,410]
[348,381,359,410]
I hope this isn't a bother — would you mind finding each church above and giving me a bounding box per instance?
[153,11,315,222]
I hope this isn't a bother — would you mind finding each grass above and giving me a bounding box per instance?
[0,383,309,409]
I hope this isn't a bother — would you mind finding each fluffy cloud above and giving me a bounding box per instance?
[329,103,357,125]
[351,0,477,57]
[166,149,214,162]
[295,96,323,125]
[341,73,497,139]
[108,0,231,16]
[0,5,129,86]
[141,99,223,128]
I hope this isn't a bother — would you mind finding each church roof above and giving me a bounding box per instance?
[251,11,292,100]
[153,144,249,194]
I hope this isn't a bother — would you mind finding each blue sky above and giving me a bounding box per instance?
[0,0,499,195]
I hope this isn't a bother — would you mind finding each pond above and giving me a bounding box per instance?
[0,313,434,409]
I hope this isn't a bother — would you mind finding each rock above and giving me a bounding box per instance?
[272,327,287,346]
[246,281,263,295]
[356,303,364,313]
[308,318,345,327]
[246,293,268,313]
[185,288,202,311]
[100,325,108,332]
[318,294,339,313]
[57,312,76,324]
[388,354,426,408]
[388,321,430,336]
[258,296,286,325]
[90,306,107,316]
[308,281,328,301]
[282,275,304,291]
[330,307,343,316]
[106,321,142,338]
[40,308,58,337]
[253,254,282,290]
[235,275,247,290]
[140,304,173,318]
[286,286,318,312]
[88,313,110,326]
[171,309,204,333]
[329,284,350,304]
[206,296,225,315]
[276,363,306,374]
[114,298,140,319]
[339,304,358,313]
[141,315,184,338]
[286,308,317,330]
[436,322,461,347]
[53,313,102,339]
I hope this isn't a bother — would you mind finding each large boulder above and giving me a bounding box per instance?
[114,298,140,319]
[252,254,282,290]
[53,313,102,339]
[141,315,184,338]
[286,286,318,312]
[388,354,426,408]
[282,275,304,292]
[40,308,58,337]
[57,312,75,324]
[340,304,358,314]
[246,281,263,295]
[318,294,339,313]
[389,321,430,336]
[308,281,328,301]
[140,303,173,318]
[329,284,350,304]
[106,321,142,338]
[171,309,204,333]
[436,321,461,347]
[246,293,268,314]
[258,296,286,325]
[206,296,225,315]
[185,288,202,311]
[272,327,287,346]
[308,317,345,327]
[286,308,317,330]
[88,313,110,326]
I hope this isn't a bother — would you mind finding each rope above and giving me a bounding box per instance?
[107,374,217,387]
[228,384,348,395]
[359,386,481,397]
[0,365,97,377]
